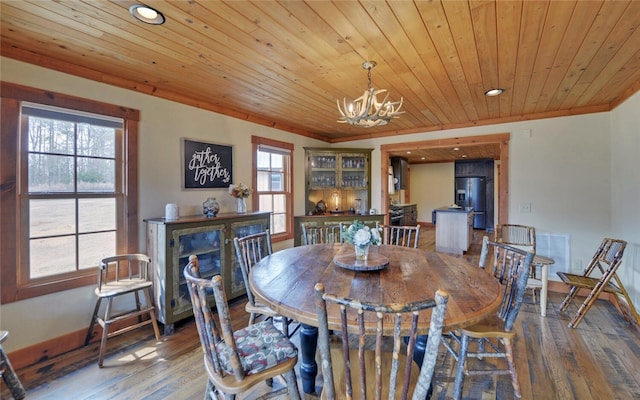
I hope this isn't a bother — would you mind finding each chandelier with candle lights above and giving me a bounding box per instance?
[337,61,404,127]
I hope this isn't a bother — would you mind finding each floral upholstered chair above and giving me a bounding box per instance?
[184,255,300,400]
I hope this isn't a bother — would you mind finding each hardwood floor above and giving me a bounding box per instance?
[3,227,640,399]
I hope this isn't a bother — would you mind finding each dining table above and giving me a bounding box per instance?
[249,243,503,395]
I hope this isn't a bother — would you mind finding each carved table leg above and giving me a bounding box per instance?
[299,323,318,394]
[410,335,433,400]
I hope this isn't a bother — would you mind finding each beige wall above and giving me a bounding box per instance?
[610,91,640,311]
[409,162,454,223]
[1,56,639,352]
[0,58,325,351]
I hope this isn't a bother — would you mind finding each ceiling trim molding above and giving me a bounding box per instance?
[380,133,510,153]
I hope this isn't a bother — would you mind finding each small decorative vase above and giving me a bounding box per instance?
[203,197,220,218]
[354,244,370,261]
[237,197,247,214]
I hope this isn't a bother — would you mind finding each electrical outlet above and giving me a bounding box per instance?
[573,259,582,270]
[519,203,531,213]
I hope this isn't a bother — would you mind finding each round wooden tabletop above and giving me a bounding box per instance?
[250,243,502,334]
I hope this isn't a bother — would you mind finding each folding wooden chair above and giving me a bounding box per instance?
[558,238,639,328]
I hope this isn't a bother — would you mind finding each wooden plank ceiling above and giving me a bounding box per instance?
[2,1,640,163]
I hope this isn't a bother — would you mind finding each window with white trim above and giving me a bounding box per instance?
[252,136,293,240]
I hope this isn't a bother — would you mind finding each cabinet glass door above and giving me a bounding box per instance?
[171,224,225,317]
[309,153,337,189]
[341,154,367,189]
[229,219,269,298]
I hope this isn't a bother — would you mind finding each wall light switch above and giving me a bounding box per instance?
[519,203,531,213]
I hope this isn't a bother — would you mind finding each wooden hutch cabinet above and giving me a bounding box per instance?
[145,211,269,334]
[297,147,381,246]
[304,147,373,215]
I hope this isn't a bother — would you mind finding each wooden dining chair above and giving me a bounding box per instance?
[84,253,161,367]
[301,223,343,245]
[233,230,294,336]
[314,282,449,400]
[557,238,639,328]
[378,224,421,248]
[494,224,546,305]
[493,224,536,277]
[184,256,301,400]
[0,331,25,400]
[442,238,534,399]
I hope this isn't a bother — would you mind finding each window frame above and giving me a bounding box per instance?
[251,136,293,242]
[0,82,140,303]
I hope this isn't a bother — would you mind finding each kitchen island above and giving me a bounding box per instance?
[434,206,474,255]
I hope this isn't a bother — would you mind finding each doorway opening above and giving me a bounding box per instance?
[380,133,510,226]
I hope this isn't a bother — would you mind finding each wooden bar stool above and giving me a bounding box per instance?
[84,254,161,367]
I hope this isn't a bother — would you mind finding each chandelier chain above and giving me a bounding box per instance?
[336,60,404,128]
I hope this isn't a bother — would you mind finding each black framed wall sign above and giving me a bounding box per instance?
[182,138,233,189]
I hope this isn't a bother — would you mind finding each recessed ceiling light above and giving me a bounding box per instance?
[406,151,411,154]
[462,154,468,158]
[129,4,165,25]
[421,157,425,160]
[484,88,504,97]
[453,147,460,151]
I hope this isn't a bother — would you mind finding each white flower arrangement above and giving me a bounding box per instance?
[342,220,382,247]
[229,183,251,198]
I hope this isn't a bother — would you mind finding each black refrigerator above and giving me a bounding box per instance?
[455,177,487,229]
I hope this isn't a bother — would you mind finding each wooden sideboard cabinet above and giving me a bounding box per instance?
[145,212,270,334]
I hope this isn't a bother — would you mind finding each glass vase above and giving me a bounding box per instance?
[237,197,247,214]
[203,197,220,218]
[354,244,370,261]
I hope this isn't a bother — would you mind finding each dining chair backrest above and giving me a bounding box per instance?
[184,256,227,378]
[183,255,301,399]
[301,223,342,245]
[479,237,535,330]
[493,224,535,280]
[494,223,535,250]
[378,224,421,248]
[0,331,25,400]
[233,230,273,308]
[314,283,449,400]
